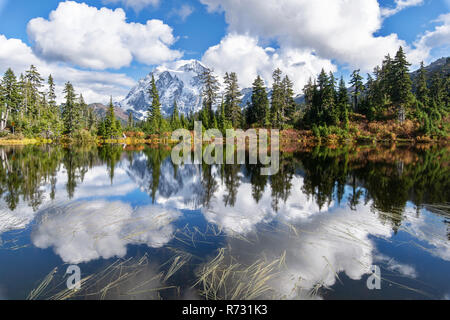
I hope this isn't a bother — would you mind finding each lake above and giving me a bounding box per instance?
[0,144,448,300]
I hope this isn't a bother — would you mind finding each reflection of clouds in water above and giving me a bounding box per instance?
[31,201,181,264]
[374,254,418,278]
[203,176,330,234]
[56,164,137,199]
[0,201,36,234]
[0,162,137,236]
[199,174,449,298]
[400,207,450,261]
[203,202,393,299]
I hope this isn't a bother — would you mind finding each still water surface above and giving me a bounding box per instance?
[0,144,448,300]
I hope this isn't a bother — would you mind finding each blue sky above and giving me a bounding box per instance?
[0,0,449,103]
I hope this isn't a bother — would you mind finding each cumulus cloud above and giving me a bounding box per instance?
[202,34,336,92]
[0,34,135,103]
[412,13,450,63]
[103,0,159,12]
[201,202,393,299]
[27,1,182,70]
[32,201,181,264]
[381,0,424,18]
[200,0,427,72]
[202,175,329,235]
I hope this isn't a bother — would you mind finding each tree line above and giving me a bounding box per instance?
[1,46,448,140]
[143,47,448,138]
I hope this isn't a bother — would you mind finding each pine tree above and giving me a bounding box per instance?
[47,75,57,110]
[430,72,444,107]
[147,75,162,133]
[415,62,429,107]
[127,111,134,130]
[350,69,364,112]
[62,82,79,136]
[0,68,20,130]
[105,96,118,138]
[249,76,270,127]
[391,46,413,121]
[282,75,296,126]
[271,68,284,128]
[337,77,350,128]
[25,65,44,119]
[201,68,220,127]
[170,100,182,130]
[79,94,88,129]
[224,72,242,128]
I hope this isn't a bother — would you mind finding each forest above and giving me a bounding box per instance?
[0,47,448,144]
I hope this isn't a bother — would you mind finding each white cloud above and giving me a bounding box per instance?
[412,13,450,63]
[0,34,135,104]
[381,0,424,18]
[102,0,159,12]
[31,201,181,264]
[200,0,427,72]
[202,34,336,92]
[27,1,182,70]
[169,4,194,22]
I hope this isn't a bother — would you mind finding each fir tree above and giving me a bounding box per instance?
[350,69,364,112]
[415,62,429,107]
[201,68,220,127]
[391,46,413,120]
[224,72,242,128]
[62,82,79,136]
[170,100,182,130]
[337,77,350,128]
[249,76,270,127]
[147,75,162,133]
[271,68,284,128]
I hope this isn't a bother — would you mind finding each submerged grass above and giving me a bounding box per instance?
[27,254,180,300]
[194,248,284,300]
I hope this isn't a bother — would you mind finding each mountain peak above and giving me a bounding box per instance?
[119,60,208,119]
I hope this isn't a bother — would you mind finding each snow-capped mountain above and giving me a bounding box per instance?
[118,59,307,120]
[119,60,208,119]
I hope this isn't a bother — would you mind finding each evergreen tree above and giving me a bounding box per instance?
[170,100,182,130]
[271,68,284,128]
[337,77,350,128]
[391,46,413,120]
[47,74,57,110]
[349,69,364,112]
[79,94,88,129]
[62,82,79,136]
[127,111,134,130]
[101,96,123,138]
[25,65,44,119]
[0,68,20,130]
[415,62,429,107]
[224,72,242,128]
[201,68,220,127]
[147,75,162,133]
[282,75,296,126]
[249,75,270,127]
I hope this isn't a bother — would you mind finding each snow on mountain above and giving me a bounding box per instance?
[118,60,208,120]
[118,59,309,120]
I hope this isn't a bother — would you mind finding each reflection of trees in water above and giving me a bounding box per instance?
[0,145,63,210]
[201,163,218,209]
[222,164,241,207]
[0,144,448,235]
[270,154,295,212]
[143,147,171,204]
[298,145,450,233]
